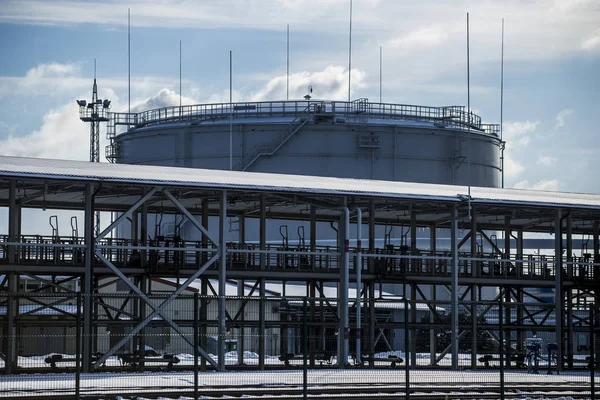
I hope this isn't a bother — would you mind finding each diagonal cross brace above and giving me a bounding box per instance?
[163,189,218,246]
[94,252,220,369]
[96,188,159,241]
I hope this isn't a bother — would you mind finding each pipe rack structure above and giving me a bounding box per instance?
[0,156,599,373]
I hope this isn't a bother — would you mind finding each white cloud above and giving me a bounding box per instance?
[131,89,198,113]
[513,179,559,191]
[24,62,80,80]
[502,120,538,149]
[581,32,600,51]
[250,66,366,102]
[385,26,446,53]
[537,155,557,166]
[0,102,91,160]
[504,153,524,178]
[555,109,573,130]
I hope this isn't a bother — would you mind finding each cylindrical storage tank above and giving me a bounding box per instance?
[111,100,501,187]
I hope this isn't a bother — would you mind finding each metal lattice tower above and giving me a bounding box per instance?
[77,65,111,235]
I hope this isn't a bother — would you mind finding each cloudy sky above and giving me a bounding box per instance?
[0,0,599,196]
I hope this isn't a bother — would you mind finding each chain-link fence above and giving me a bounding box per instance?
[0,292,597,399]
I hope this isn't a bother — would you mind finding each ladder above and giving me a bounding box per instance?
[238,106,311,171]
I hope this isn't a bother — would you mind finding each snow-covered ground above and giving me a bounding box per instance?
[0,368,594,398]
[0,352,594,398]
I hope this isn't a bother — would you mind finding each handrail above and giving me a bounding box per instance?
[109,100,497,136]
[104,99,499,162]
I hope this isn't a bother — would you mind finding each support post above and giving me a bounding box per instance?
[6,181,19,374]
[260,194,266,271]
[310,206,316,268]
[83,183,94,372]
[355,207,362,365]
[504,215,511,367]
[6,273,17,374]
[338,207,350,367]
[450,204,459,369]
[555,209,563,372]
[194,292,199,399]
[470,207,477,368]
[429,224,437,366]
[218,190,228,371]
[566,214,573,368]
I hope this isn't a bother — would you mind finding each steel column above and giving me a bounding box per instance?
[83,183,94,372]
[259,277,266,370]
[355,207,362,365]
[260,194,266,271]
[450,204,458,369]
[470,207,477,368]
[6,273,17,374]
[218,190,227,371]
[339,207,350,367]
[555,209,563,371]
[566,214,573,368]
[504,215,511,366]
[429,224,437,366]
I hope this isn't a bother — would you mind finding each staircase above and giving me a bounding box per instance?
[105,112,136,163]
[238,107,311,171]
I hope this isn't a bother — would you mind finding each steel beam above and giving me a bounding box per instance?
[94,252,219,368]
[164,189,219,245]
[96,188,158,241]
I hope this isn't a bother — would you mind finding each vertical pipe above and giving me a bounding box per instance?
[368,200,375,366]
[76,292,81,398]
[83,183,94,372]
[259,278,266,370]
[466,12,472,205]
[429,224,437,366]
[471,207,478,369]
[355,207,362,364]
[450,204,459,369]
[500,18,505,188]
[348,0,352,102]
[200,278,208,372]
[404,296,410,400]
[6,274,16,374]
[379,46,382,103]
[303,297,308,399]
[194,292,199,399]
[218,190,227,371]
[310,206,317,268]
[590,304,595,398]
[555,209,563,372]
[128,8,131,114]
[229,51,233,171]
[566,214,573,368]
[339,207,350,367]
[287,25,290,101]
[499,295,505,400]
[179,40,182,109]
[594,221,599,280]
[260,194,266,271]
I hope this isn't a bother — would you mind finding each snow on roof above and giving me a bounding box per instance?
[1,156,600,210]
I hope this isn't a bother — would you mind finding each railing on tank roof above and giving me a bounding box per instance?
[106,99,499,143]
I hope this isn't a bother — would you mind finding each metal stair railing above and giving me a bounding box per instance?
[105,112,137,163]
[238,106,311,171]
